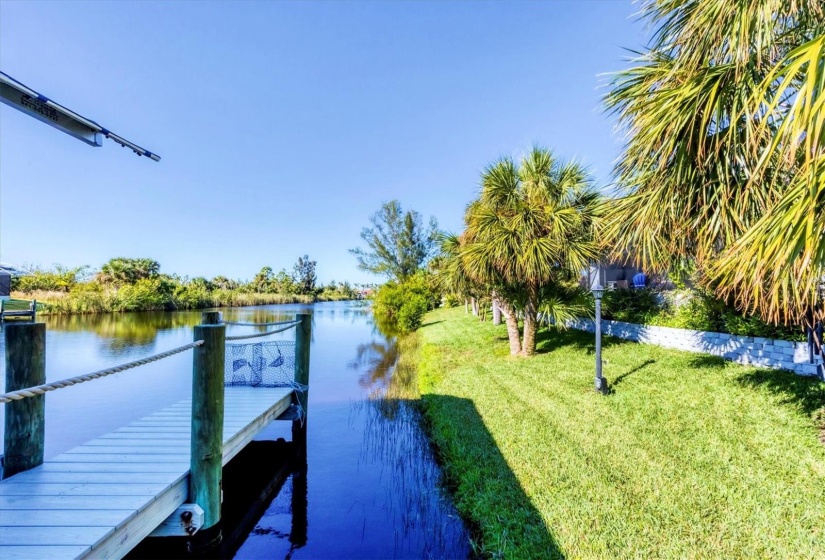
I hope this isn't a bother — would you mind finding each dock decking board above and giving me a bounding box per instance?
[0,386,293,560]
[0,510,136,527]
[0,483,173,496]
[3,545,92,560]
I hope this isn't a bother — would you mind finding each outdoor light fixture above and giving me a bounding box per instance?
[591,283,609,395]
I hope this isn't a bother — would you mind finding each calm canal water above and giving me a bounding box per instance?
[0,301,470,559]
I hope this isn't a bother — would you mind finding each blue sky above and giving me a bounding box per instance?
[0,1,646,285]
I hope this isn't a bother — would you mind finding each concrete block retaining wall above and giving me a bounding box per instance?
[564,318,823,377]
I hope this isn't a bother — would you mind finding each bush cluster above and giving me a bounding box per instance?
[601,288,805,341]
[12,266,89,293]
[602,288,661,324]
[372,273,439,333]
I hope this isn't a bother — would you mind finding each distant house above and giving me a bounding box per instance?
[585,261,642,291]
[0,263,30,300]
[0,271,9,300]
[583,258,671,291]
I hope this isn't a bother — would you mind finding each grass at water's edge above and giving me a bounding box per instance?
[414,307,825,559]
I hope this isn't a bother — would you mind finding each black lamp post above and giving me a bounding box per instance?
[592,282,608,394]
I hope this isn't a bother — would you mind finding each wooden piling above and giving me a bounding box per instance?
[201,311,221,325]
[190,320,226,535]
[290,450,308,547]
[292,313,311,448]
[293,313,311,410]
[3,322,46,479]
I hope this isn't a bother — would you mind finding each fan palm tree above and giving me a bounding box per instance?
[604,0,825,327]
[462,147,601,356]
[437,233,491,319]
[97,257,160,286]
[437,234,474,300]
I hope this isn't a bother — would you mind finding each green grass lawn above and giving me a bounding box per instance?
[416,307,825,559]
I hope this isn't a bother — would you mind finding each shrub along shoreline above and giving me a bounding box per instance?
[8,257,360,316]
[13,289,350,315]
[415,307,825,559]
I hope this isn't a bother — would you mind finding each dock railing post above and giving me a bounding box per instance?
[292,312,311,449]
[3,322,46,479]
[201,311,221,325]
[190,313,225,548]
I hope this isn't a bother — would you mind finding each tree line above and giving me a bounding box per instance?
[11,255,361,314]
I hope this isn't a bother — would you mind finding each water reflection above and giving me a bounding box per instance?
[354,327,468,558]
[352,338,399,394]
[0,302,469,558]
[44,311,200,356]
[237,308,470,559]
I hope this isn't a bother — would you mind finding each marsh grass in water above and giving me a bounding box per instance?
[349,333,471,558]
[418,307,825,559]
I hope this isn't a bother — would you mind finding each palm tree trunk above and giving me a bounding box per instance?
[497,299,522,355]
[471,298,479,316]
[521,284,539,356]
[492,293,502,325]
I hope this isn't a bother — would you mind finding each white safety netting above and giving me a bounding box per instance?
[225,341,298,388]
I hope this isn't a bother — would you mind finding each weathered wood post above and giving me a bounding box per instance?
[3,322,46,479]
[201,311,221,325]
[292,313,311,449]
[289,449,308,548]
[189,312,225,549]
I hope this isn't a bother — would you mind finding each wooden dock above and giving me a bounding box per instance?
[0,299,36,322]
[0,386,294,559]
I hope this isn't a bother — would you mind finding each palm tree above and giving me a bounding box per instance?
[97,257,160,286]
[437,233,489,319]
[604,0,824,327]
[461,147,601,356]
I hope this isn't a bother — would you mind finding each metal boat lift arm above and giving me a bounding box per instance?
[0,71,160,161]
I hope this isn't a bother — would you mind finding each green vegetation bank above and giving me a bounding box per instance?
[11,256,360,315]
[415,307,825,559]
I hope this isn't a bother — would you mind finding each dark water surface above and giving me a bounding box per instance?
[0,301,470,559]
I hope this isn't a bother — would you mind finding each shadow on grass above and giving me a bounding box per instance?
[611,359,656,389]
[687,355,727,368]
[421,394,564,559]
[735,367,825,417]
[535,327,628,355]
[420,320,444,328]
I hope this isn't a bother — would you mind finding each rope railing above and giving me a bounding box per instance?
[0,318,304,401]
[225,320,302,341]
[2,312,311,484]
[222,319,299,327]
[0,340,204,404]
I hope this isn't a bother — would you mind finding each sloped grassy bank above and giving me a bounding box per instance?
[414,307,825,559]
